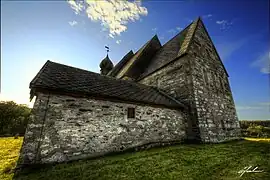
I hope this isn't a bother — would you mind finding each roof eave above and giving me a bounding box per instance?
[31,86,183,110]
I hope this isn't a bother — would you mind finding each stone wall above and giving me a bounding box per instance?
[187,20,241,142]
[18,92,187,165]
[138,56,201,141]
[138,20,241,143]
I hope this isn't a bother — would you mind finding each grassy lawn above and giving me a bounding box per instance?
[1,138,269,180]
[0,137,23,180]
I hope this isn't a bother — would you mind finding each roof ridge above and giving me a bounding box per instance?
[108,50,134,77]
[160,21,193,48]
[117,35,159,79]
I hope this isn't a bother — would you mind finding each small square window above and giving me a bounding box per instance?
[127,107,135,118]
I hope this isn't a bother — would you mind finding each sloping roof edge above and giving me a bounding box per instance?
[137,22,193,80]
[117,35,161,79]
[196,17,229,77]
[107,50,134,77]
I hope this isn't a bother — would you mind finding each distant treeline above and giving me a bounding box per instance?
[239,120,270,138]
[0,101,31,137]
[239,120,270,129]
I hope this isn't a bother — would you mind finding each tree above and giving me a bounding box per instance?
[0,101,31,136]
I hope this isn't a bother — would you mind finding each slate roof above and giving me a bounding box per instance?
[124,35,162,79]
[30,60,185,109]
[107,50,134,77]
[138,23,191,80]
[110,35,161,79]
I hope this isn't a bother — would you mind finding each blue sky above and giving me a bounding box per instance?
[1,0,269,120]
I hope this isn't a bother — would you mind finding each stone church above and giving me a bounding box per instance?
[18,17,241,166]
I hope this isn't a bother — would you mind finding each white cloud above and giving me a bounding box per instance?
[216,19,233,30]
[168,29,177,34]
[236,106,263,110]
[259,102,270,106]
[67,0,148,37]
[216,20,226,24]
[176,27,183,31]
[68,20,78,26]
[202,14,212,19]
[116,40,122,44]
[184,18,193,23]
[152,27,158,32]
[236,102,270,111]
[168,26,183,34]
[251,51,270,74]
[216,32,264,60]
[109,34,114,39]
[67,0,84,14]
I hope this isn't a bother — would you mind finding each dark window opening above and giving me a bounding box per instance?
[127,107,135,118]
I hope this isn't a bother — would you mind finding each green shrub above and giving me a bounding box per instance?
[0,101,31,137]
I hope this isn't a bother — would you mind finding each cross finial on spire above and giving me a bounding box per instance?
[105,46,109,55]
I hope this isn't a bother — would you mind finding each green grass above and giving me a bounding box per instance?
[0,137,23,180]
[1,138,270,180]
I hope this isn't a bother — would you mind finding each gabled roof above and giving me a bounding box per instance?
[137,17,229,79]
[115,35,162,79]
[138,23,192,80]
[30,60,185,109]
[107,50,134,77]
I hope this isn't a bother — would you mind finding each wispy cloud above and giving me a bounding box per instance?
[67,0,148,38]
[216,32,264,60]
[152,27,158,32]
[116,40,122,44]
[67,0,84,15]
[184,18,193,23]
[176,27,183,31]
[236,102,270,111]
[250,51,270,74]
[236,106,263,110]
[202,14,213,19]
[216,20,234,30]
[259,102,270,106]
[167,29,177,34]
[68,20,78,26]
[167,26,183,35]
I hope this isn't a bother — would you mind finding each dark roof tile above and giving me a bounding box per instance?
[30,60,185,109]
[138,23,192,80]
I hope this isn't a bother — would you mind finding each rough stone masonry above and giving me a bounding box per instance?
[18,93,187,164]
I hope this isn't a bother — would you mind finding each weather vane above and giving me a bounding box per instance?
[105,45,109,55]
